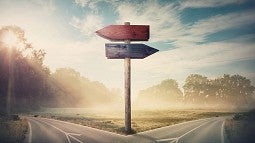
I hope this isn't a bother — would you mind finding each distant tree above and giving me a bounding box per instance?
[215,74,255,107]
[183,74,210,105]
[183,74,255,108]
[51,68,121,107]
[137,79,183,107]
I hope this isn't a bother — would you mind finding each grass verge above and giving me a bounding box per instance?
[225,109,255,143]
[0,115,28,143]
[31,109,233,135]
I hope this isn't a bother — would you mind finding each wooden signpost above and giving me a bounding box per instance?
[96,22,158,134]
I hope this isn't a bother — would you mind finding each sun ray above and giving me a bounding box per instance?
[2,31,18,48]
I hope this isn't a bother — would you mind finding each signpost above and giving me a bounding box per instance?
[96,22,158,134]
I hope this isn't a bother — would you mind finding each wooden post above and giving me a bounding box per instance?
[124,22,131,134]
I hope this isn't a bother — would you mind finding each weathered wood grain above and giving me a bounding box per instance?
[96,25,149,41]
[105,43,158,59]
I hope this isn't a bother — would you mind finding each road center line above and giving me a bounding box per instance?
[35,118,84,143]
[221,120,225,143]
[28,120,32,143]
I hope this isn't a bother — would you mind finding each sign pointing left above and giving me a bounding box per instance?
[96,25,149,41]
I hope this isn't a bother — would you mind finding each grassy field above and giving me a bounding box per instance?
[29,108,234,134]
[0,115,28,143]
[225,110,255,143]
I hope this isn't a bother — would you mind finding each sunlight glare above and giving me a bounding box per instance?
[2,31,18,48]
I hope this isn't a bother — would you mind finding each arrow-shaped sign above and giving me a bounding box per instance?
[105,43,158,59]
[96,22,158,134]
[96,25,149,41]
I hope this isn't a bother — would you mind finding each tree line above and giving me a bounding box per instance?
[137,74,255,109]
[0,26,120,114]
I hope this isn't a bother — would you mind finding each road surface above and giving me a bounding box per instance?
[24,117,230,143]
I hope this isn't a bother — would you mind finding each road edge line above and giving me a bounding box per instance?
[28,120,32,143]
[221,120,225,143]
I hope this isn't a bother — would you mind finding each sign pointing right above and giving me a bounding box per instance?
[105,43,158,59]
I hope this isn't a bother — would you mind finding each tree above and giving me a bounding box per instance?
[183,74,210,105]
[183,74,255,108]
[215,74,255,107]
[137,79,183,108]
[0,25,121,112]
[0,26,50,113]
[50,68,121,107]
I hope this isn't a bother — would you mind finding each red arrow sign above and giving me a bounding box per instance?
[96,25,149,41]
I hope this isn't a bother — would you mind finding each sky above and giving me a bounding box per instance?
[0,0,255,99]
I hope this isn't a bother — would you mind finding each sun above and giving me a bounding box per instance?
[2,31,18,48]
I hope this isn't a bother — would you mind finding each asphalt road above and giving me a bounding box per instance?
[24,117,230,143]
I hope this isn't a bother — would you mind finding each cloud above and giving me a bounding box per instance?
[31,0,56,14]
[43,35,125,92]
[179,0,245,9]
[97,0,255,92]
[73,0,120,12]
[66,0,255,93]
[115,0,255,48]
[137,39,255,73]
[116,0,184,43]
[69,14,103,37]
[74,0,90,7]
[131,37,255,91]
[186,9,255,43]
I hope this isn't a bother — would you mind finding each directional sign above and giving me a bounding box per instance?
[105,43,158,59]
[96,22,158,134]
[96,25,149,41]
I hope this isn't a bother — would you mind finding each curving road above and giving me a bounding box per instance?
[24,117,230,143]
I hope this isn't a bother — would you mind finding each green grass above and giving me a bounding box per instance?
[30,108,234,134]
[0,116,28,143]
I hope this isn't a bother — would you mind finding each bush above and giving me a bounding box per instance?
[233,109,255,121]
[0,118,28,143]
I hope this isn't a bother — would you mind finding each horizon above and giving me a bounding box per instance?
[0,0,255,99]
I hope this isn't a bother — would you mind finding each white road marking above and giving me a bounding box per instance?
[36,118,84,143]
[156,137,178,143]
[141,118,209,135]
[28,121,32,143]
[176,120,210,143]
[43,117,126,137]
[221,120,225,143]
[156,119,211,143]
[68,133,84,143]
